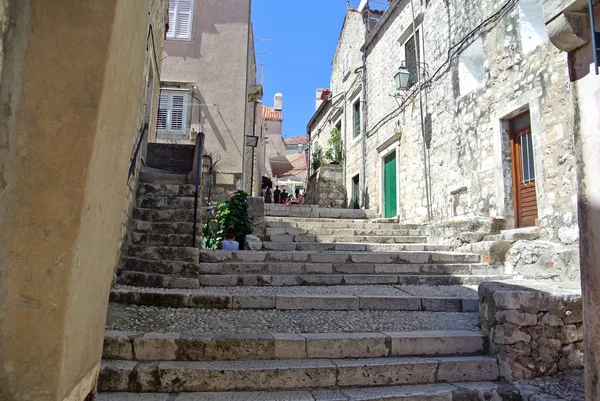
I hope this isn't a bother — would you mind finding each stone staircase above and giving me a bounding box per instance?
[99,173,521,400]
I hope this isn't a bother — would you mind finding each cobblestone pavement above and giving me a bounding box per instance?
[106,303,479,334]
[513,370,584,401]
[112,284,479,297]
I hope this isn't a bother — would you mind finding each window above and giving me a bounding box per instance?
[404,31,421,88]
[353,100,361,138]
[342,50,351,78]
[157,91,188,133]
[167,0,193,40]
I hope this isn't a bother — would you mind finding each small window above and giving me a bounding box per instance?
[404,31,421,88]
[353,100,361,138]
[157,91,188,133]
[342,50,351,77]
[167,0,194,40]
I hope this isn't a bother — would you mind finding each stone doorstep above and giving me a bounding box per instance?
[103,330,486,362]
[98,355,499,392]
[97,381,520,401]
[118,271,514,288]
[109,288,479,312]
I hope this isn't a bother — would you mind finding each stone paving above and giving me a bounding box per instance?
[106,303,479,334]
[513,370,584,401]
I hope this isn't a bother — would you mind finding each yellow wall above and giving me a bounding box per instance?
[0,1,166,400]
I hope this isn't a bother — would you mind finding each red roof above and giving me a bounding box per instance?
[285,136,308,145]
[263,106,282,120]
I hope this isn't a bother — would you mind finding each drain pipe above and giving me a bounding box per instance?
[241,0,253,193]
[409,0,432,222]
[360,4,369,209]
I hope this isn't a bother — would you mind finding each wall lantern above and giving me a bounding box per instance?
[394,65,411,90]
[245,135,259,148]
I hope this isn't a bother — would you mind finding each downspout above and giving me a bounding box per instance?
[410,0,432,222]
[241,0,253,192]
[342,91,347,207]
[360,10,368,209]
[251,101,257,195]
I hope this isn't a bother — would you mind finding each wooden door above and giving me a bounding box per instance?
[510,112,538,227]
[384,152,397,218]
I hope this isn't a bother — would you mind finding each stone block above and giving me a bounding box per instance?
[495,310,538,326]
[273,333,306,359]
[385,331,485,357]
[492,324,531,345]
[275,295,359,310]
[559,324,578,344]
[332,263,375,274]
[540,313,564,326]
[359,296,421,311]
[198,275,239,286]
[103,331,134,360]
[170,277,200,289]
[299,275,344,285]
[232,295,276,309]
[435,356,499,382]
[310,253,349,263]
[462,298,480,312]
[205,334,276,361]
[334,358,437,387]
[304,263,333,274]
[343,275,399,284]
[304,333,389,358]
[175,334,211,360]
[189,294,232,309]
[422,297,462,312]
[133,333,180,361]
[350,253,397,264]
[98,360,137,392]
[374,264,421,274]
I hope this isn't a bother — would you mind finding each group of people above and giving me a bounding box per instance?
[263,185,304,205]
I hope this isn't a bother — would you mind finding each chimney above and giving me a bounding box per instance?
[274,93,283,111]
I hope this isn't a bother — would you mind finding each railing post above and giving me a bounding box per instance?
[192,132,205,247]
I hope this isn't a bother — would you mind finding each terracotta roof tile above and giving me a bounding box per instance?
[285,136,308,144]
[263,106,282,120]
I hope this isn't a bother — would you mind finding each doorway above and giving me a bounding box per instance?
[352,174,360,209]
[510,111,538,227]
[383,151,397,218]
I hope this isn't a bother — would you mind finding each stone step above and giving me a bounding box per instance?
[265,234,429,244]
[264,207,380,219]
[137,196,197,210]
[97,382,519,401]
[265,217,419,228]
[131,220,200,235]
[103,330,486,361]
[138,183,196,198]
[98,355,499,392]
[200,250,481,264]
[117,270,512,288]
[140,170,188,185]
[197,262,498,276]
[483,226,541,241]
[259,242,453,252]
[265,227,420,236]
[126,246,199,263]
[133,207,195,223]
[121,257,200,276]
[131,232,194,247]
[109,286,479,312]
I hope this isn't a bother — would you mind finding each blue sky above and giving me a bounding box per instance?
[251,0,388,139]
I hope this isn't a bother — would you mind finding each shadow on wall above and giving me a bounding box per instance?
[163,0,250,60]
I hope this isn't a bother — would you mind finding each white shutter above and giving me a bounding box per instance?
[167,0,176,38]
[157,93,169,130]
[170,94,185,132]
[175,0,193,39]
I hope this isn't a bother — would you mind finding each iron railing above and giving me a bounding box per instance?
[128,123,149,182]
[192,132,205,247]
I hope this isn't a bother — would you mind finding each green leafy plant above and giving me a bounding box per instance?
[326,127,343,164]
[311,148,323,171]
[394,120,403,141]
[201,190,252,249]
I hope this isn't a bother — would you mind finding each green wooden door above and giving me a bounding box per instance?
[352,175,360,209]
[384,152,397,218]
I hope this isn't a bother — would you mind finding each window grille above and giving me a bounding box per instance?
[404,30,420,88]
[353,100,361,138]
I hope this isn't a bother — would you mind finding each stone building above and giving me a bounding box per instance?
[309,0,580,277]
[0,1,168,399]
[159,0,262,199]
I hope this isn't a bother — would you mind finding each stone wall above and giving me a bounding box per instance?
[304,164,345,208]
[146,143,195,173]
[479,281,583,381]
[0,1,168,399]
[339,0,579,243]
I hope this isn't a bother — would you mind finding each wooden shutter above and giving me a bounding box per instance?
[170,94,185,132]
[175,0,193,39]
[167,0,176,38]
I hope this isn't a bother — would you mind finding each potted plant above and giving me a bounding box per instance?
[325,127,342,164]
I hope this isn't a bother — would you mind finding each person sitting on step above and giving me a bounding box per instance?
[219,231,239,250]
